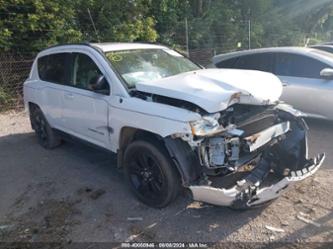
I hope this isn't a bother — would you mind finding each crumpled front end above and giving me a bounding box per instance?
[165,103,325,209]
[190,153,324,209]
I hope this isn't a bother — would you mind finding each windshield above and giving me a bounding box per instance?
[105,49,200,88]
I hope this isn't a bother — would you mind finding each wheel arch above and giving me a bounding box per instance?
[163,137,202,186]
[28,102,40,111]
[117,127,163,167]
[117,126,202,186]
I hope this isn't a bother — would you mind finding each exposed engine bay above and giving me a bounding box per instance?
[197,104,299,173]
[163,102,325,209]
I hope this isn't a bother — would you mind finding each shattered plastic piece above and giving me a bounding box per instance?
[265,225,285,233]
[299,212,310,217]
[147,223,157,229]
[297,214,321,228]
[281,221,289,227]
[245,122,290,152]
[186,201,211,209]
[0,225,10,230]
[127,217,143,221]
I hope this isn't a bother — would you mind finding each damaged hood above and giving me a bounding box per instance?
[135,69,283,113]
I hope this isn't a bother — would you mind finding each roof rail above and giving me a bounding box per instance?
[45,42,92,50]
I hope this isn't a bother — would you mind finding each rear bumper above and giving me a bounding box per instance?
[189,153,325,208]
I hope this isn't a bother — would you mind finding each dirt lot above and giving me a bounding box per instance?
[0,111,332,245]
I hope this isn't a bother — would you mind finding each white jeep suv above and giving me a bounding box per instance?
[24,43,325,209]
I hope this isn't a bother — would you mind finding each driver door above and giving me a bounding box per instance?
[61,52,111,148]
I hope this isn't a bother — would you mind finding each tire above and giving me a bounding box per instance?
[123,140,181,208]
[30,106,61,149]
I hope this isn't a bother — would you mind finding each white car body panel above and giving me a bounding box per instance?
[136,69,283,113]
[61,87,110,147]
[25,81,196,151]
[107,96,197,152]
[24,83,64,128]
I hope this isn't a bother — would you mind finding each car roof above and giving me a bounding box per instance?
[321,42,333,46]
[213,47,315,62]
[311,44,333,48]
[38,42,169,56]
[310,44,333,50]
[91,42,168,52]
[212,46,333,66]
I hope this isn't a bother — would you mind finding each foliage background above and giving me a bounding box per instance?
[0,0,333,110]
[1,0,333,53]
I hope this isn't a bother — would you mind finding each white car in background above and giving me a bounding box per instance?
[212,47,333,120]
[24,43,324,209]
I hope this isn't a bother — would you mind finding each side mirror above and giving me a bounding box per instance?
[89,75,110,95]
[320,68,333,79]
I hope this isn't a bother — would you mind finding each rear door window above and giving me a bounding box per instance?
[275,53,328,78]
[38,53,69,84]
[234,53,275,73]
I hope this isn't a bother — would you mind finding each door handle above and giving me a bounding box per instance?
[64,93,74,99]
[282,81,289,87]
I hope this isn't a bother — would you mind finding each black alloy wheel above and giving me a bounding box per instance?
[124,140,180,208]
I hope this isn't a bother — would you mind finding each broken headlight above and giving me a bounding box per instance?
[190,114,224,137]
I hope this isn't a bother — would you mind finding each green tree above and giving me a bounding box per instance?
[0,0,82,52]
[75,0,158,43]
[265,0,333,46]
[148,0,190,47]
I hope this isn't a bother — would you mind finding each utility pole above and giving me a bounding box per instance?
[185,17,189,56]
[248,7,251,50]
[88,8,101,43]
[248,19,251,50]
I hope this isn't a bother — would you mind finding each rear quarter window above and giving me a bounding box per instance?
[216,57,238,68]
[37,53,69,84]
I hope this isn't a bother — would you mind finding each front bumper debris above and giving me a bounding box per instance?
[244,122,290,152]
[189,153,325,208]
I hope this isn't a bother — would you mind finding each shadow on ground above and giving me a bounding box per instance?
[0,132,265,242]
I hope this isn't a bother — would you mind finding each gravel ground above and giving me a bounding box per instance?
[0,111,332,245]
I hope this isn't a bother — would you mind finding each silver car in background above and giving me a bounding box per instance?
[310,44,333,54]
[212,47,333,120]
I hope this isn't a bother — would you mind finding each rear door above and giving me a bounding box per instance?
[37,53,71,128]
[61,52,111,148]
[275,53,333,119]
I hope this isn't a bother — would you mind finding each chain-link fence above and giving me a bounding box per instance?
[0,53,35,112]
